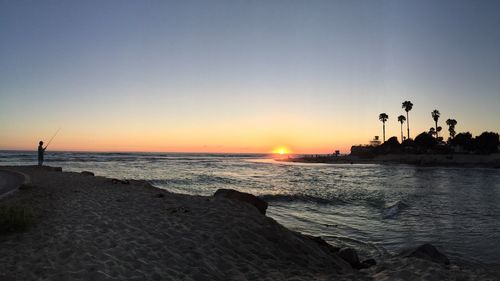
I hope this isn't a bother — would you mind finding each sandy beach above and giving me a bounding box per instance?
[282,153,500,168]
[0,166,498,280]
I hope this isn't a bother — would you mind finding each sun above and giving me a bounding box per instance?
[272,147,290,155]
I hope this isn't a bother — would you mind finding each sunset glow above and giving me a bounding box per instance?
[272,147,290,155]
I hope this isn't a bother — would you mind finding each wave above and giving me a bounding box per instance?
[150,178,193,186]
[194,174,243,185]
[149,174,243,186]
[0,151,267,164]
[260,191,410,215]
[259,194,343,205]
[382,201,409,219]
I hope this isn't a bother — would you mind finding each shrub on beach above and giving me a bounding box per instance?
[0,205,33,234]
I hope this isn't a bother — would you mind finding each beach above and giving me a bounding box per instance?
[281,153,500,167]
[2,0,500,279]
[1,165,498,280]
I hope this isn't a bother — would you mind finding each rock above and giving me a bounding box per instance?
[128,180,153,187]
[214,189,268,215]
[40,166,62,172]
[360,258,377,269]
[303,235,340,255]
[81,171,94,176]
[19,184,34,190]
[336,247,377,269]
[111,179,130,184]
[156,193,165,198]
[302,235,375,271]
[401,243,450,265]
[338,247,360,268]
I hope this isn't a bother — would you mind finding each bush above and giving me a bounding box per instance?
[414,132,437,151]
[0,205,33,234]
[449,132,475,151]
[384,136,400,147]
[376,136,401,154]
[475,132,499,154]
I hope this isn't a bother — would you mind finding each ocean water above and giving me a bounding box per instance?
[1,151,500,269]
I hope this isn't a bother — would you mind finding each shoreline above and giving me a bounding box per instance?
[1,165,498,280]
[280,153,500,168]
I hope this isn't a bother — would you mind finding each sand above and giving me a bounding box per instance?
[283,153,500,168]
[0,166,498,280]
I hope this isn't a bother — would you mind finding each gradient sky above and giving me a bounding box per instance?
[1,0,500,153]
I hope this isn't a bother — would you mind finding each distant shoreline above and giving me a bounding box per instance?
[279,153,500,168]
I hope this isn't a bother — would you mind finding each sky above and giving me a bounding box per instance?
[1,0,500,153]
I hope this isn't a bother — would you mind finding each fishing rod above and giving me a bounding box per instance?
[45,127,61,149]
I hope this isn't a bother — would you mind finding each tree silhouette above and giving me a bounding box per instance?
[414,131,437,151]
[402,101,413,139]
[431,110,440,139]
[450,132,474,151]
[476,132,499,154]
[397,115,406,142]
[446,119,457,140]
[377,136,401,154]
[379,113,389,142]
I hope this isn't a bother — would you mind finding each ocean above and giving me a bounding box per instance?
[1,151,500,270]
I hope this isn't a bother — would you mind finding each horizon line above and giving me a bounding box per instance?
[0,149,336,155]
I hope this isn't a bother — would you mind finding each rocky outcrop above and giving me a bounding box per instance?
[337,247,377,269]
[304,235,340,255]
[339,248,360,267]
[214,189,268,215]
[81,171,94,176]
[400,243,450,265]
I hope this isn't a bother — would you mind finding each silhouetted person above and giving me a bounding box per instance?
[38,141,46,166]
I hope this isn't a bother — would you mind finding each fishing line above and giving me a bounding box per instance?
[45,127,61,148]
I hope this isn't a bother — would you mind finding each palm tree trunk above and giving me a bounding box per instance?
[400,123,403,143]
[383,122,386,142]
[406,111,410,139]
[435,121,438,138]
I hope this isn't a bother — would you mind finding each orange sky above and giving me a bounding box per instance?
[1,92,499,154]
[1,95,498,154]
[0,116,358,154]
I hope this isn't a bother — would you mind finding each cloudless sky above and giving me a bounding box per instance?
[1,0,500,153]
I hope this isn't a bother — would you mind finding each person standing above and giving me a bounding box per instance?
[38,141,46,166]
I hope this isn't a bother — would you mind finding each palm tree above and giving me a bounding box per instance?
[397,115,406,142]
[431,110,440,138]
[402,101,413,139]
[446,119,458,139]
[379,113,389,142]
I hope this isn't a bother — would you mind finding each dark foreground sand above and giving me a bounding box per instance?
[0,166,498,280]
